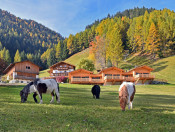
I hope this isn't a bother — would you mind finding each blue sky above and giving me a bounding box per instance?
[0,0,174,37]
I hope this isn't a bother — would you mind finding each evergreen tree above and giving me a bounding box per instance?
[55,41,61,62]
[0,42,3,50]
[106,24,123,67]
[62,40,69,60]
[14,49,21,62]
[20,51,27,61]
[146,22,160,58]
[5,50,11,64]
[47,49,56,67]
[27,53,33,61]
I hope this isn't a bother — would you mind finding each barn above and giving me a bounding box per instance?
[3,60,40,82]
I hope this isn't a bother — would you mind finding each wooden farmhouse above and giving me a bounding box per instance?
[125,65,155,84]
[68,65,155,85]
[48,61,75,78]
[3,60,40,81]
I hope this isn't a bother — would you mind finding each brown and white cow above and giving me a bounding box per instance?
[119,82,136,111]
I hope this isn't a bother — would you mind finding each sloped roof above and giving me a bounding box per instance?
[50,61,75,68]
[69,69,93,75]
[99,67,124,74]
[3,60,41,74]
[128,65,154,72]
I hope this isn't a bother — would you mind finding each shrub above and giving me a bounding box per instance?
[56,76,67,83]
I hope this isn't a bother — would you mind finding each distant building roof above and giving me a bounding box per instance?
[99,66,124,74]
[50,61,75,68]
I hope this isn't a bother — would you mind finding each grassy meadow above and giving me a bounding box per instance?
[0,83,175,131]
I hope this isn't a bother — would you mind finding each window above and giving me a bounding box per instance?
[73,76,81,78]
[113,74,120,76]
[26,66,30,69]
[82,76,89,78]
[92,77,100,79]
[105,74,112,76]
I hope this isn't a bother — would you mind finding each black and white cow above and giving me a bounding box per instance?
[91,85,100,99]
[20,79,60,104]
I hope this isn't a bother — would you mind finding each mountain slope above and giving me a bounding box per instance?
[151,56,175,84]
[0,9,63,59]
[42,49,175,84]
[64,48,89,68]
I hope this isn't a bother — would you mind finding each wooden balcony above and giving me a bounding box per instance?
[71,78,90,84]
[135,74,155,79]
[71,78,104,84]
[15,75,36,80]
[104,75,124,82]
[124,77,135,82]
[91,78,104,84]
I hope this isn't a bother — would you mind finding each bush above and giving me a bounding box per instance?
[56,76,67,83]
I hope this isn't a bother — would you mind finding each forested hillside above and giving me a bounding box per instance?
[63,8,174,70]
[0,7,174,71]
[0,9,63,68]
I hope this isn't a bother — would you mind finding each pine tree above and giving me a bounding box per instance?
[146,22,160,58]
[47,49,56,67]
[27,53,33,61]
[107,24,123,67]
[67,34,74,55]
[5,50,11,64]
[14,49,21,62]
[55,41,61,62]
[62,40,69,60]
[20,51,27,61]
[0,42,3,50]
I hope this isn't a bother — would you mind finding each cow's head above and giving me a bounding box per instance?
[20,90,28,103]
[20,82,33,103]
[119,85,128,111]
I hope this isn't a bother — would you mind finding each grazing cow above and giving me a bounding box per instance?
[20,79,60,104]
[119,82,136,111]
[91,85,100,99]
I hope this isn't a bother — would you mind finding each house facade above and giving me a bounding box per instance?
[69,65,155,85]
[48,61,75,78]
[3,60,40,81]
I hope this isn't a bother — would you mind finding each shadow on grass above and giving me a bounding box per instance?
[135,94,175,112]
[151,61,168,72]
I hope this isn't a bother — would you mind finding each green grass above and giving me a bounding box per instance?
[64,48,89,68]
[39,69,50,78]
[0,84,175,131]
[150,56,175,84]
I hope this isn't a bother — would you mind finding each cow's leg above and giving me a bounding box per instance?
[130,101,133,109]
[50,91,54,103]
[33,92,38,103]
[128,102,131,110]
[38,93,43,104]
[55,91,60,103]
